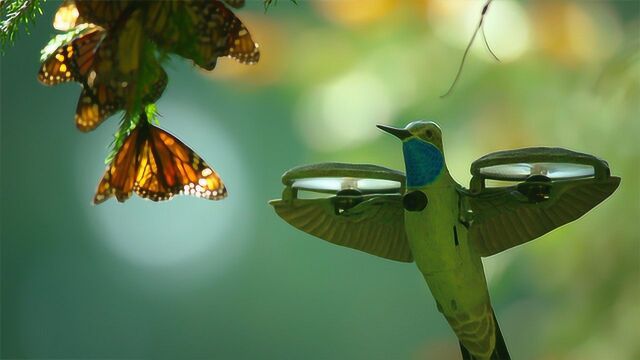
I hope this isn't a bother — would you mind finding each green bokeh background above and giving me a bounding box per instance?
[2,1,639,359]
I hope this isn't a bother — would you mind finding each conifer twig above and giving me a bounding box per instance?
[0,0,44,51]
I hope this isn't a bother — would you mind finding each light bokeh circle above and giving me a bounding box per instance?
[75,103,252,268]
[295,70,394,152]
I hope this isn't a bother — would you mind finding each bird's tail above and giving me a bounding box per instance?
[459,310,510,360]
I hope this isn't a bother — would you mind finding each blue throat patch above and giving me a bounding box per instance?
[402,139,444,187]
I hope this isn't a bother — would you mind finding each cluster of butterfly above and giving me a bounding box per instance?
[37,0,259,204]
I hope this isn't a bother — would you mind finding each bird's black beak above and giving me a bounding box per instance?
[377,124,412,140]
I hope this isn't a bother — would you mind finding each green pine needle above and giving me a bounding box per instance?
[106,104,159,164]
[1,0,45,51]
[105,31,164,164]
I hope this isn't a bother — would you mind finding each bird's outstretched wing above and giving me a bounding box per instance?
[270,162,411,262]
[270,194,412,262]
[460,147,620,257]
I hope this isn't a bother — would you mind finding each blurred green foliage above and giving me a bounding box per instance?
[1,1,639,359]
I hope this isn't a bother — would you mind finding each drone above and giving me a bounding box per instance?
[270,121,619,360]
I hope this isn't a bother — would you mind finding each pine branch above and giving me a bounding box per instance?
[106,104,158,164]
[106,37,161,164]
[0,0,44,51]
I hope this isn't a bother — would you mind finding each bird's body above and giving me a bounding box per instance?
[398,126,499,359]
[406,182,497,359]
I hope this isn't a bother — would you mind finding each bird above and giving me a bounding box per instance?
[270,120,620,360]
[378,121,508,359]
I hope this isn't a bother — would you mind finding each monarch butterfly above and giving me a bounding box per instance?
[38,18,167,131]
[94,114,227,204]
[66,0,259,70]
[145,0,261,67]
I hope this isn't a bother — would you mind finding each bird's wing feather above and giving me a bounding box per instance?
[270,194,412,262]
[462,177,620,257]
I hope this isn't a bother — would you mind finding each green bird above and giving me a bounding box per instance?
[270,120,620,360]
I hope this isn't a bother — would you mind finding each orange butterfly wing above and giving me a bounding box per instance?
[194,1,260,67]
[75,83,124,132]
[75,11,167,132]
[94,126,141,204]
[38,27,104,86]
[94,121,227,204]
[75,66,167,132]
[145,0,259,70]
[135,124,227,201]
[211,1,260,65]
[39,24,168,131]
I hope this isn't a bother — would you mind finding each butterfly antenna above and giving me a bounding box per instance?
[441,0,495,98]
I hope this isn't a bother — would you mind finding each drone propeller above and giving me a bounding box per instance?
[469,147,612,195]
[462,147,620,256]
[479,162,595,181]
[281,162,405,197]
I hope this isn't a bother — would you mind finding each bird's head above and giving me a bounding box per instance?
[377,121,449,187]
[377,121,444,149]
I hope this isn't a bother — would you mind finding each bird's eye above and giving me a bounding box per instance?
[425,130,433,138]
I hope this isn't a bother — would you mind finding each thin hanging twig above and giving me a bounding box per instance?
[441,0,499,98]
[481,24,500,62]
